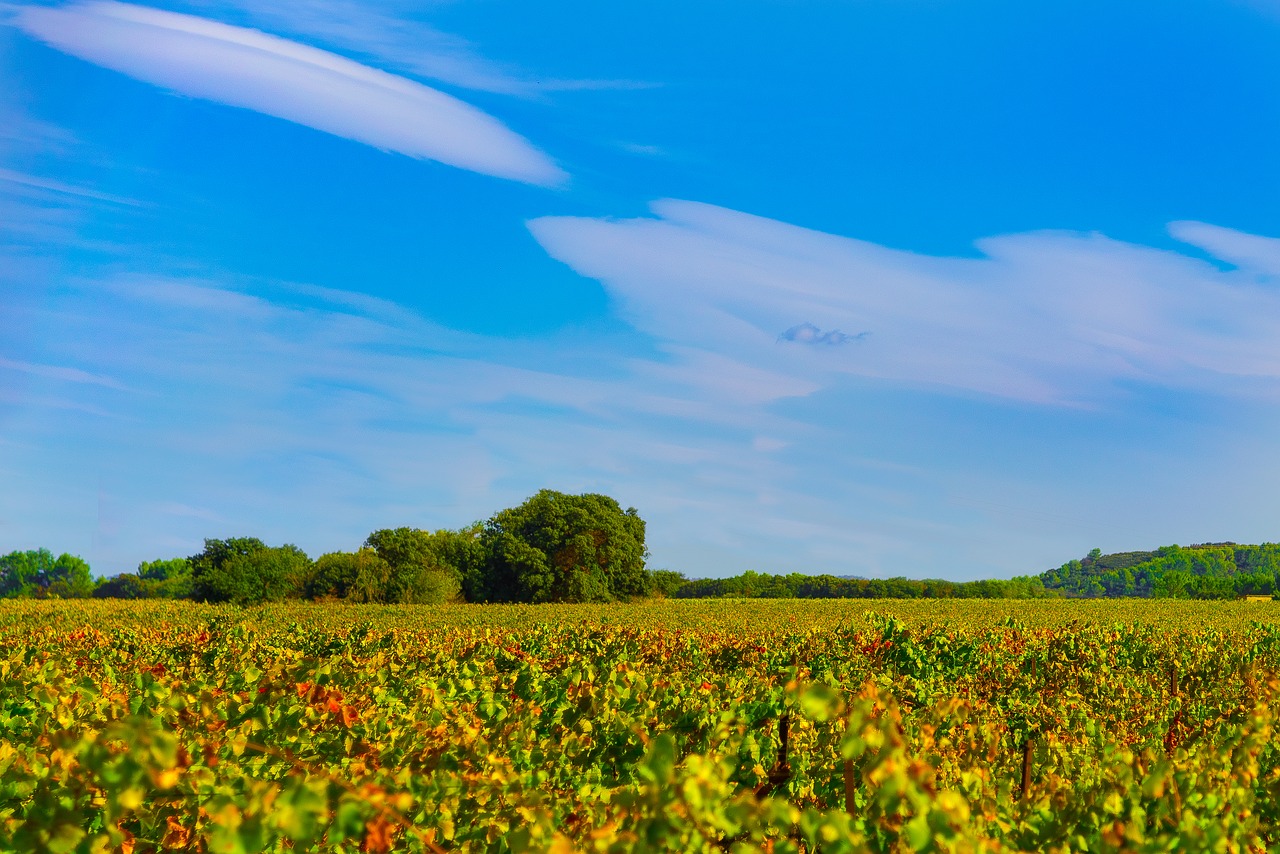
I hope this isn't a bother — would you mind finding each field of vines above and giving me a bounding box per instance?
[2,599,1280,853]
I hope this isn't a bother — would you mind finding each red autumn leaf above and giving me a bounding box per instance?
[360,816,395,853]
[162,815,191,849]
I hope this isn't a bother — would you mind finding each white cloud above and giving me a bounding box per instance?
[4,245,1279,581]
[529,200,1280,405]
[751,436,788,453]
[1170,220,1280,277]
[0,167,139,206]
[0,104,79,155]
[14,1,566,185]
[779,322,867,346]
[0,108,139,251]
[187,0,656,97]
[104,276,275,318]
[614,142,667,157]
[4,175,1279,579]
[0,267,840,575]
[0,357,132,390]
[154,501,223,521]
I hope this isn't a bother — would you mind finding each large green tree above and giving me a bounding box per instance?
[93,573,151,600]
[305,549,392,602]
[0,549,94,598]
[139,557,190,581]
[429,525,486,600]
[476,490,648,603]
[0,549,46,598]
[139,557,193,598]
[94,557,193,600]
[362,528,463,604]
[43,554,95,598]
[649,569,689,598]
[189,538,311,604]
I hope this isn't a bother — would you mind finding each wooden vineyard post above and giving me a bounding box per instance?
[1020,737,1034,802]
[842,695,856,815]
[755,713,793,800]
[758,653,797,800]
[775,712,791,786]
[754,654,800,801]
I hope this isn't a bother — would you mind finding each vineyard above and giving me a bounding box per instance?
[2,599,1279,852]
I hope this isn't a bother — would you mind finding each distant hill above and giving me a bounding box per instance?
[1040,543,1280,598]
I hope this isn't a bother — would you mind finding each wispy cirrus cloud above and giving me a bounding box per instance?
[1169,220,1280,277]
[779,322,867,347]
[0,166,132,250]
[0,105,79,156]
[5,231,1279,580]
[186,0,657,97]
[0,265,841,575]
[0,357,132,390]
[13,1,567,185]
[529,199,1280,405]
[0,167,139,206]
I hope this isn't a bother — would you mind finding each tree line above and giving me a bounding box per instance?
[673,570,1052,599]
[677,544,1280,601]
[1,491,660,605]
[7,498,1277,603]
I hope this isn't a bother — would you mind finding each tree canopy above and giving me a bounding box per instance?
[362,527,466,604]
[94,557,192,600]
[476,490,649,603]
[305,549,390,602]
[0,549,94,598]
[189,538,311,604]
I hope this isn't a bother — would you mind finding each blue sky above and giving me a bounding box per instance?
[3,0,1280,580]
